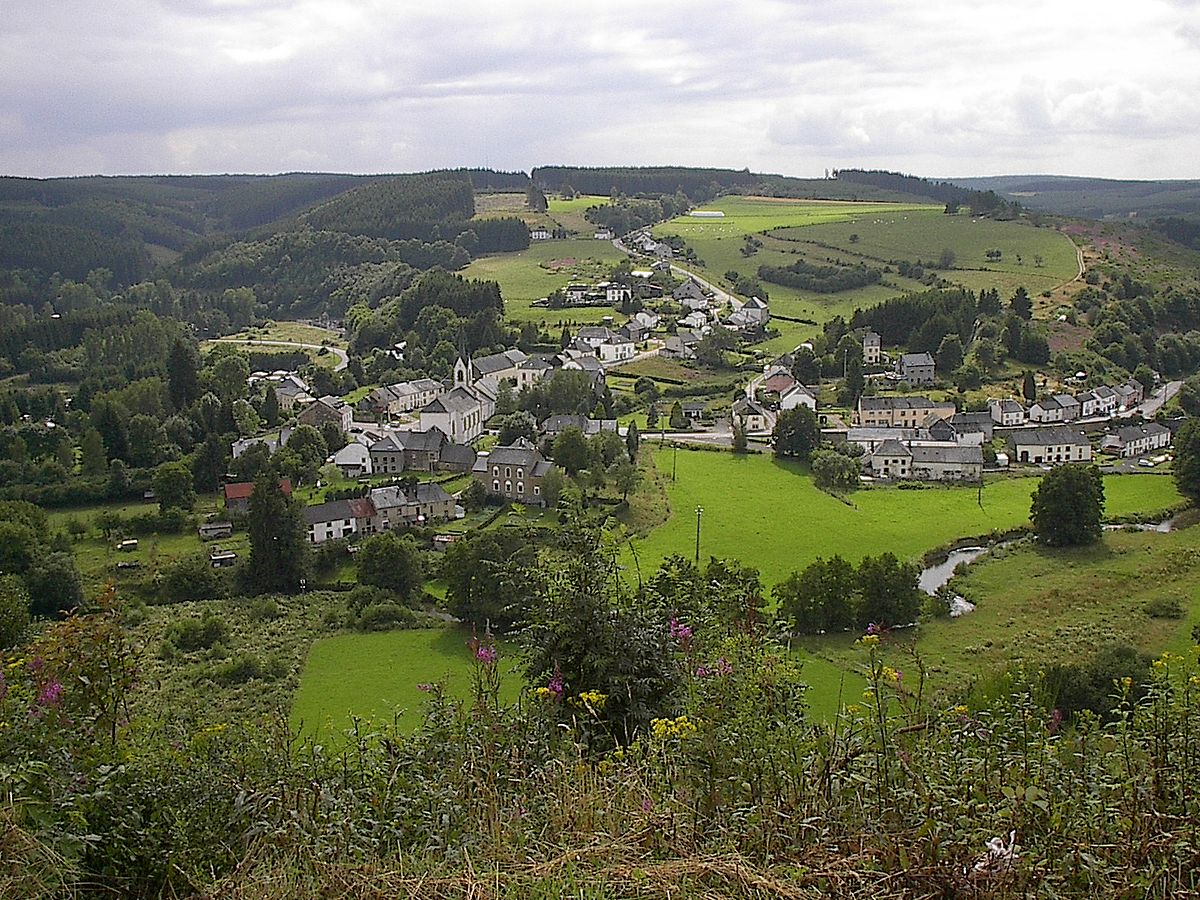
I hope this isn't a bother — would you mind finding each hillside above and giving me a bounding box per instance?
[951,174,1200,222]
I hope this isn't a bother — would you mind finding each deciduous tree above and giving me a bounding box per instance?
[1030,464,1105,546]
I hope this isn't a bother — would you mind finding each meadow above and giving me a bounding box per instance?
[290,628,523,739]
[630,448,1184,588]
[545,194,611,234]
[796,525,1200,702]
[461,238,627,326]
[655,197,1080,354]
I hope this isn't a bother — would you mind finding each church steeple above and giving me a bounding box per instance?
[453,328,473,386]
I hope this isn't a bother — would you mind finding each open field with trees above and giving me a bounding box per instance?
[631,448,1184,588]
[795,525,1200,703]
[460,237,627,325]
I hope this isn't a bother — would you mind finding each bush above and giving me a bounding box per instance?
[159,554,225,604]
[1144,597,1183,619]
[355,602,417,632]
[206,652,283,686]
[166,614,229,652]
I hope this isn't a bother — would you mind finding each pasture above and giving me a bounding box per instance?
[630,448,1184,589]
[797,526,1200,702]
[224,321,345,348]
[291,628,523,740]
[462,238,627,326]
[546,194,610,234]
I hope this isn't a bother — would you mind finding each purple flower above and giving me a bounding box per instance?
[0,670,6,702]
[694,665,709,678]
[669,617,693,645]
[547,669,564,699]
[475,644,497,665]
[1048,708,1063,735]
[36,679,63,708]
[641,798,653,813]
[27,655,44,674]
[716,656,733,676]
[865,623,882,636]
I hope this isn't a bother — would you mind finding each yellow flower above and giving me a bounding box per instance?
[846,704,862,715]
[1122,677,1133,689]
[858,634,881,648]
[952,705,969,716]
[862,688,875,702]
[533,686,553,700]
[881,666,901,683]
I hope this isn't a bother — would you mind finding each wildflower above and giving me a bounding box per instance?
[1189,674,1200,687]
[715,656,732,676]
[651,715,698,740]
[576,690,607,711]
[533,686,553,700]
[547,668,564,699]
[1047,708,1063,735]
[694,664,709,678]
[861,688,875,702]
[0,670,6,702]
[1122,676,1133,690]
[641,797,653,813]
[881,665,902,684]
[952,705,969,716]
[865,623,883,636]
[669,617,693,645]
[475,644,497,665]
[36,679,63,708]
[858,633,880,648]
[26,656,43,674]
[846,704,862,715]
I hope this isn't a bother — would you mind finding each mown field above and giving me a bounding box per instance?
[797,525,1200,702]
[545,194,610,234]
[630,448,1184,589]
[223,321,345,348]
[291,628,523,739]
[461,238,627,326]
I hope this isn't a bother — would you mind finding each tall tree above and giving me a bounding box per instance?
[856,553,921,629]
[772,406,821,460]
[191,433,228,493]
[1173,420,1200,504]
[625,420,640,461]
[1010,286,1032,320]
[260,385,280,427]
[1022,370,1038,403]
[552,426,590,476]
[1030,464,1105,546]
[166,339,201,411]
[357,532,424,603]
[79,428,107,476]
[153,461,196,513]
[246,474,308,594]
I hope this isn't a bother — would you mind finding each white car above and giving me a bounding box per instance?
[1138,458,1156,468]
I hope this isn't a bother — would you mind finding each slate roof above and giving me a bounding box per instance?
[438,443,478,469]
[472,440,555,475]
[302,498,377,526]
[369,482,453,509]
[900,352,935,367]
[1114,422,1170,443]
[1008,425,1090,446]
[859,396,942,412]
[871,439,912,458]
[472,349,528,376]
[910,444,984,465]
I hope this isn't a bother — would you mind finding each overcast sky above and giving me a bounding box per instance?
[2,0,1197,179]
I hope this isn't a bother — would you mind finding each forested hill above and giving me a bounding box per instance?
[949,175,1200,222]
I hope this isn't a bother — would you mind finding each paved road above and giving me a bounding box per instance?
[1132,380,1182,419]
[212,338,349,372]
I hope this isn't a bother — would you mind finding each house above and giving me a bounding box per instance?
[619,320,649,343]
[632,310,661,330]
[515,357,553,391]
[232,426,292,459]
[1078,387,1118,419]
[598,336,635,364]
[565,283,590,304]
[298,395,353,432]
[1102,422,1172,458]
[369,429,450,474]
[855,396,956,428]
[1114,379,1145,410]
[847,426,922,454]
[897,352,935,384]
[925,417,958,443]
[331,440,372,478]
[866,440,911,479]
[437,443,478,473]
[604,283,632,306]
[540,415,619,439]
[681,401,708,421]
[530,226,551,241]
[272,375,312,411]
[909,444,984,481]
[662,331,700,360]
[209,547,237,568]
[732,398,772,433]
[673,279,707,304]
[369,483,456,529]
[1053,394,1081,421]
[197,522,233,541]
[420,388,486,443]
[988,398,1026,427]
[950,411,995,442]
[303,498,377,544]
[678,311,708,331]
[779,383,818,412]
[862,330,882,365]
[1028,396,1065,423]
[222,478,292,514]
[1006,426,1093,465]
[558,353,607,384]
[738,297,770,327]
[472,439,557,505]
[362,378,445,417]
[577,326,619,349]
[368,434,406,475]
[594,229,613,240]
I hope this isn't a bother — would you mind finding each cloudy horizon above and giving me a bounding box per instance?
[2,0,1197,181]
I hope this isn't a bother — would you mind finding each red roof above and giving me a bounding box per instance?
[763,373,796,394]
[223,478,293,501]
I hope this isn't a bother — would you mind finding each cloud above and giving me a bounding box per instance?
[0,0,1198,177]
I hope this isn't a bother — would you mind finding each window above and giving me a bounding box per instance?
[505,481,512,493]
[517,467,524,478]
[533,485,540,495]
[517,481,524,493]
[493,480,500,491]
[505,466,511,478]
[492,466,499,477]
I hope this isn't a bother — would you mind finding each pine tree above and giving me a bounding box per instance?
[167,339,201,411]
[1022,370,1037,403]
[247,474,308,594]
[625,421,640,461]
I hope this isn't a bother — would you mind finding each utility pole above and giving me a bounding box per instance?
[694,505,704,562]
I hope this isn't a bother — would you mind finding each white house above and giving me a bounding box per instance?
[732,398,772,432]
[1007,426,1093,465]
[862,330,882,365]
[988,398,1026,427]
[1028,396,1065,423]
[303,498,377,544]
[330,440,372,478]
[530,226,551,240]
[1102,422,1171,458]
[420,387,486,443]
[779,383,818,412]
[597,337,635,363]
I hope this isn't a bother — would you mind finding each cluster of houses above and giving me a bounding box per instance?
[988,379,1146,426]
[301,481,459,544]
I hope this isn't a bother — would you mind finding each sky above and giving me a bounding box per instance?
[2,0,1198,180]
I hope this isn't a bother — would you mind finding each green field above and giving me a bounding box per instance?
[797,526,1200,702]
[546,194,610,234]
[291,628,523,739]
[630,449,1184,589]
[224,321,345,348]
[654,197,1080,355]
[461,238,627,326]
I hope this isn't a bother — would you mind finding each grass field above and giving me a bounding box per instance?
[796,526,1200,703]
[629,449,1184,589]
[224,321,345,348]
[462,238,627,326]
[291,627,523,740]
[546,195,610,234]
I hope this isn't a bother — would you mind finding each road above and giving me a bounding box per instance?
[1131,380,1182,419]
[211,338,349,372]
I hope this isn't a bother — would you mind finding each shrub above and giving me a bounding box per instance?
[166,614,229,652]
[1144,597,1183,619]
[355,602,417,632]
[206,653,283,686]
